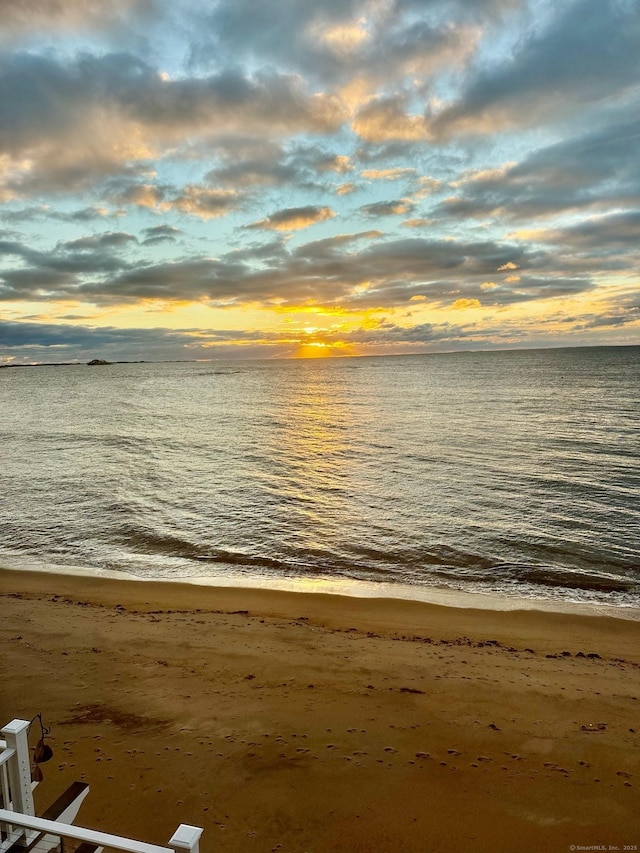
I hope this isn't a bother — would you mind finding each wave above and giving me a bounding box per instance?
[460,562,639,594]
[114,527,639,596]
[115,528,293,573]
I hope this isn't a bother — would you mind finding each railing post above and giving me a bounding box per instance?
[0,721,35,818]
[169,824,203,853]
[1,719,37,846]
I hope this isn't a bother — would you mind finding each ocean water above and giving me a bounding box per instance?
[1,347,639,610]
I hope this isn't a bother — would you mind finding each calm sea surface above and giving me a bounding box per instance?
[1,347,638,609]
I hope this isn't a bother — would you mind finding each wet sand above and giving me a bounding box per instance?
[1,568,639,852]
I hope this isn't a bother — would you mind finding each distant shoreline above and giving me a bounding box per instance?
[0,360,148,369]
[1,342,639,369]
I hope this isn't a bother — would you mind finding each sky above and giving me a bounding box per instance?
[0,0,639,363]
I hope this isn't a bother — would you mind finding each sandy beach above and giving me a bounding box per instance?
[1,567,638,852]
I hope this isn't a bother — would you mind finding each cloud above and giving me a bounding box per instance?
[0,313,495,364]
[395,0,523,20]
[352,96,431,143]
[141,224,182,245]
[0,231,552,309]
[323,319,468,347]
[452,298,480,309]
[432,115,640,224]
[0,1,154,38]
[110,183,166,209]
[0,318,283,363]
[61,231,137,252]
[412,177,442,199]
[290,230,383,259]
[511,210,640,249]
[171,186,241,219]
[0,233,135,302]
[104,178,244,219]
[58,205,115,222]
[207,156,300,189]
[315,154,353,174]
[361,168,417,181]
[249,206,335,231]
[191,0,475,93]
[360,199,416,217]
[402,218,433,229]
[202,139,347,192]
[428,0,640,139]
[336,182,358,195]
[0,51,346,201]
[577,313,634,330]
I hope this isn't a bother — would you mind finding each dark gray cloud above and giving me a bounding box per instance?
[516,211,640,250]
[191,0,362,80]
[0,233,134,301]
[0,318,288,364]
[0,228,601,311]
[0,314,502,364]
[433,115,640,223]
[360,199,417,218]
[204,140,359,194]
[429,0,640,138]
[61,232,137,252]
[396,0,522,16]
[191,0,477,98]
[0,204,119,225]
[0,49,344,201]
[205,140,302,189]
[207,158,301,190]
[141,224,182,245]
[577,314,634,330]
[58,205,116,222]
[142,224,181,239]
[0,1,156,37]
[0,320,247,350]
[290,231,383,259]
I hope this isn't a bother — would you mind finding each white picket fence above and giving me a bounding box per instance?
[0,720,203,853]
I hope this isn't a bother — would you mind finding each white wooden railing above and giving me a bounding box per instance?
[0,720,203,853]
[0,744,17,813]
[0,719,37,850]
[0,811,203,853]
